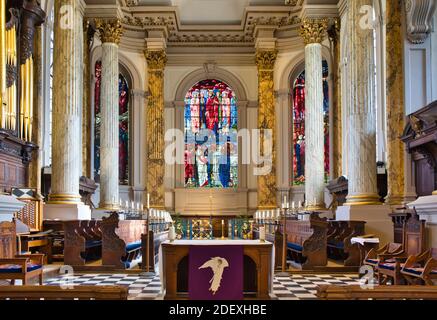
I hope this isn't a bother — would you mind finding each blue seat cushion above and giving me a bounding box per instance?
[0,263,42,273]
[126,241,142,252]
[365,259,378,265]
[287,242,303,252]
[328,242,344,249]
[403,267,437,276]
[379,263,396,271]
[85,240,102,249]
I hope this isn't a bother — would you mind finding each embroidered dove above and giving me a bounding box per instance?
[198,257,229,295]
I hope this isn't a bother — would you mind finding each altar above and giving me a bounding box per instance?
[159,240,274,300]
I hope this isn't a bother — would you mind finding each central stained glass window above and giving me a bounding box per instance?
[184,79,238,188]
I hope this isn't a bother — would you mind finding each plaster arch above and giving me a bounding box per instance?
[174,67,249,102]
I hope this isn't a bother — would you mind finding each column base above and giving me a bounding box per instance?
[336,205,393,244]
[385,194,416,206]
[305,204,327,212]
[44,203,91,220]
[98,203,119,211]
[48,193,82,204]
[345,194,381,206]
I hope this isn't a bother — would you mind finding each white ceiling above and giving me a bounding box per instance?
[137,0,287,25]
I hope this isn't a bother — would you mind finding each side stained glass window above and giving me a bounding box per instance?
[94,61,130,185]
[292,60,330,185]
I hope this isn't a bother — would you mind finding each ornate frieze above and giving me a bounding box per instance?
[300,18,328,45]
[95,19,124,45]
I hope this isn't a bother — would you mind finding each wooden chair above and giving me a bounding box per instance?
[377,213,426,285]
[363,242,403,270]
[0,220,44,285]
[401,248,437,285]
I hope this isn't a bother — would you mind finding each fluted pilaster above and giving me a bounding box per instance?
[385,0,406,205]
[256,49,277,210]
[300,18,328,211]
[95,19,123,210]
[145,49,167,209]
[49,0,84,204]
[345,0,380,206]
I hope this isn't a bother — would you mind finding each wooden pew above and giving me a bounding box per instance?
[317,285,437,300]
[101,212,147,269]
[401,248,437,285]
[327,220,366,266]
[0,285,128,300]
[141,229,168,272]
[63,220,102,266]
[284,215,328,269]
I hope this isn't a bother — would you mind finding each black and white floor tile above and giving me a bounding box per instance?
[44,273,361,300]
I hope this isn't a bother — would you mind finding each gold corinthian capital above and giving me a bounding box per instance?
[255,50,278,71]
[95,19,124,45]
[300,18,329,45]
[145,50,168,70]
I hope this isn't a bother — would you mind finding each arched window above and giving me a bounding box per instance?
[94,61,130,185]
[184,79,238,188]
[292,60,330,185]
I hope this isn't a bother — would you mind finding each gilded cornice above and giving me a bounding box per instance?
[300,18,328,45]
[145,50,168,70]
[95,19,124,45]
[255,50,278,71]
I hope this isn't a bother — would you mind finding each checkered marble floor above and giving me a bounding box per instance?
[44,273,360,300]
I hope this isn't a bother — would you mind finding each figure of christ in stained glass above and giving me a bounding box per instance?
[184,79,238,188]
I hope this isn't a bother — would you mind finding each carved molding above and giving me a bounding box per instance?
[405,0,437,44]
[95,19,124,45]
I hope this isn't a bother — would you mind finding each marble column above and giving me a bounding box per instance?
[95,19,123,210]
[300,18,328,211]
[48,0,84,205]
[328,19,342,179]
[145,50,167,209]
[255,50,277,210]
[385,0,406,205]
[345,0,380,206]
[29,26,43,193]
[81,21,94,178]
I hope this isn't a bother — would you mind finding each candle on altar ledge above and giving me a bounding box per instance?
[259,226,266,242]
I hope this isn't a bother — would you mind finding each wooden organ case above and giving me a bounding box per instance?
[0,1,45,192]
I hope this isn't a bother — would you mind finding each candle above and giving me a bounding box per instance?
[259,226,266,242]
[168,224,176,242]
[222,220,224,225]
[147,193,150,209]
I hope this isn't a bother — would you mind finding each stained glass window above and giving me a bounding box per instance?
[184,79,238,188]
[292,60,330,185]
[94,61,130,185]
